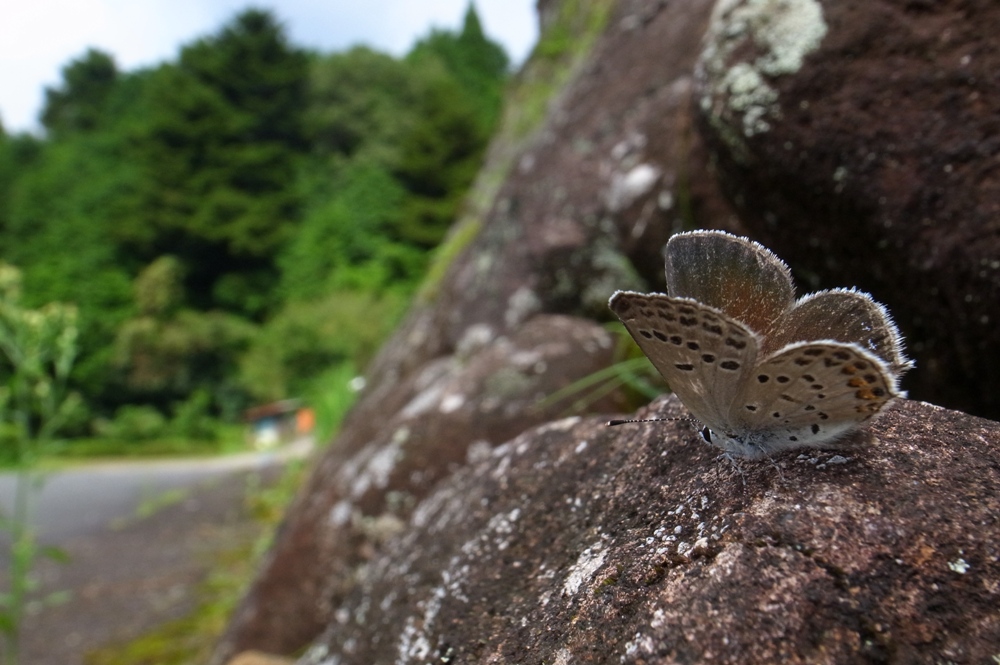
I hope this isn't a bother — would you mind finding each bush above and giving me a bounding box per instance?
[239,290,405,402]
[92,405,168,441]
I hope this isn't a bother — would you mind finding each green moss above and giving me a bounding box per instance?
[505,0,615,140]
[416,216,483,302]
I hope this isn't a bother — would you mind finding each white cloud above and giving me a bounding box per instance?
[0,0,537,133]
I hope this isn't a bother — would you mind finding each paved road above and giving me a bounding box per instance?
[1,439,315,665]
[0,439,313,544]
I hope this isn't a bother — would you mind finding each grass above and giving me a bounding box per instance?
[43,425,247,463]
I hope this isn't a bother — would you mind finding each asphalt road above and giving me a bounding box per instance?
[0,439,314,665]
[0,438,313,545]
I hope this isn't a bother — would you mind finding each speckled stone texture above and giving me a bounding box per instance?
[299,397,1000,665]
[694,0,1000,419]
[215,0,1000,662]
[212,0,736,661]
[211,316,625,662]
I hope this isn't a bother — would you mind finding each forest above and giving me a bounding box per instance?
[0,6,509,454]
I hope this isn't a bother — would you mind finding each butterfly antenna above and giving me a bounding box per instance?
[607,417,699,427]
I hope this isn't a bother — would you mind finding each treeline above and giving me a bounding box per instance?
[0,6,508,444]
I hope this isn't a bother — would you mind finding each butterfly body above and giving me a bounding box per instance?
[609,231,911,459]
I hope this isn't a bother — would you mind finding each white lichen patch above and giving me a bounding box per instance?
[455,323,496,359]
[563,543,607,596]
[439,393,465,414]
[796,451,853,469]
[299,644,340,665]
[397,616,432,663]
[552,647,574,665]
[466,439,492,465]
[346,427,409,499]
[505,286,542,328]
[536,416,582,434]
[482,507,522,552]
[328,500,354,527]
[621,632,656,662]
[698,0,828,157]
[509,349,543,369]
[396,500,524,664]
[606,163,662,212]
[948,557,970,574]
[400,383,446,419]
[642,495,725,558]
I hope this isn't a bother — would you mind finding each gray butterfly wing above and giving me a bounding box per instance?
[665,230,794,340]
[609,290,759,431]
[767,288,913,377]
[728,340,901,454]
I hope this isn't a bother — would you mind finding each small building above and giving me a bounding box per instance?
[244,399,314,449]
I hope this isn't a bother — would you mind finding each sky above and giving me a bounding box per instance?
[0,0,539,134]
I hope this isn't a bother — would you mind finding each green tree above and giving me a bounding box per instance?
[125,9,309,317]
[408,4,509,132]
[280,161,422,299]
[391,4,509,248]
[304,46,418,167]
[0,131,136,408]
[0,5,514,436]
[40,49,119,136]
[239,290,405,402]
[113,257,255,418]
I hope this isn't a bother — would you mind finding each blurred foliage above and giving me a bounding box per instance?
[0,4,509,454]
[41,48,119,137]
[239,290,406,402]
[0,264,80,663]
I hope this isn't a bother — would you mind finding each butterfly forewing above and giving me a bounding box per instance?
[610,291,759,430]
[730,341,899,447]
[665,231,794,339]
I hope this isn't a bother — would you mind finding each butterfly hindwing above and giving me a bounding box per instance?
[729,340,899,450]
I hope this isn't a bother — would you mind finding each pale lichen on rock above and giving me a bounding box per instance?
[697,0,828,157]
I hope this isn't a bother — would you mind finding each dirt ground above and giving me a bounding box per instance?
[17,465,282,665]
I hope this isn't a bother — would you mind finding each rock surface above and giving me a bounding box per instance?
[214,0,1000,663]
[212,0,737,661]
[695,0,1000,419]
[227,651,294,665]
[212,315,626,661]
[293,396,1000,665]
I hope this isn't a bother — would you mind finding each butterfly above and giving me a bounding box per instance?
[609,230,912,458]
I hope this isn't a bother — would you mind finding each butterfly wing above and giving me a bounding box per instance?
[665,231,794,339]
[728,340,901,453]
[609,290,759,431]
[768,288,913,377]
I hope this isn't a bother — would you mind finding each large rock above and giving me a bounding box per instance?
[215,0,1000,662]
[298,397,1000,664]
[213,0,737,660]
[695,0,1000,419]
[212,315,624,660]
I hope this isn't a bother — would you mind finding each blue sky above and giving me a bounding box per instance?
[0,0,538,133]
